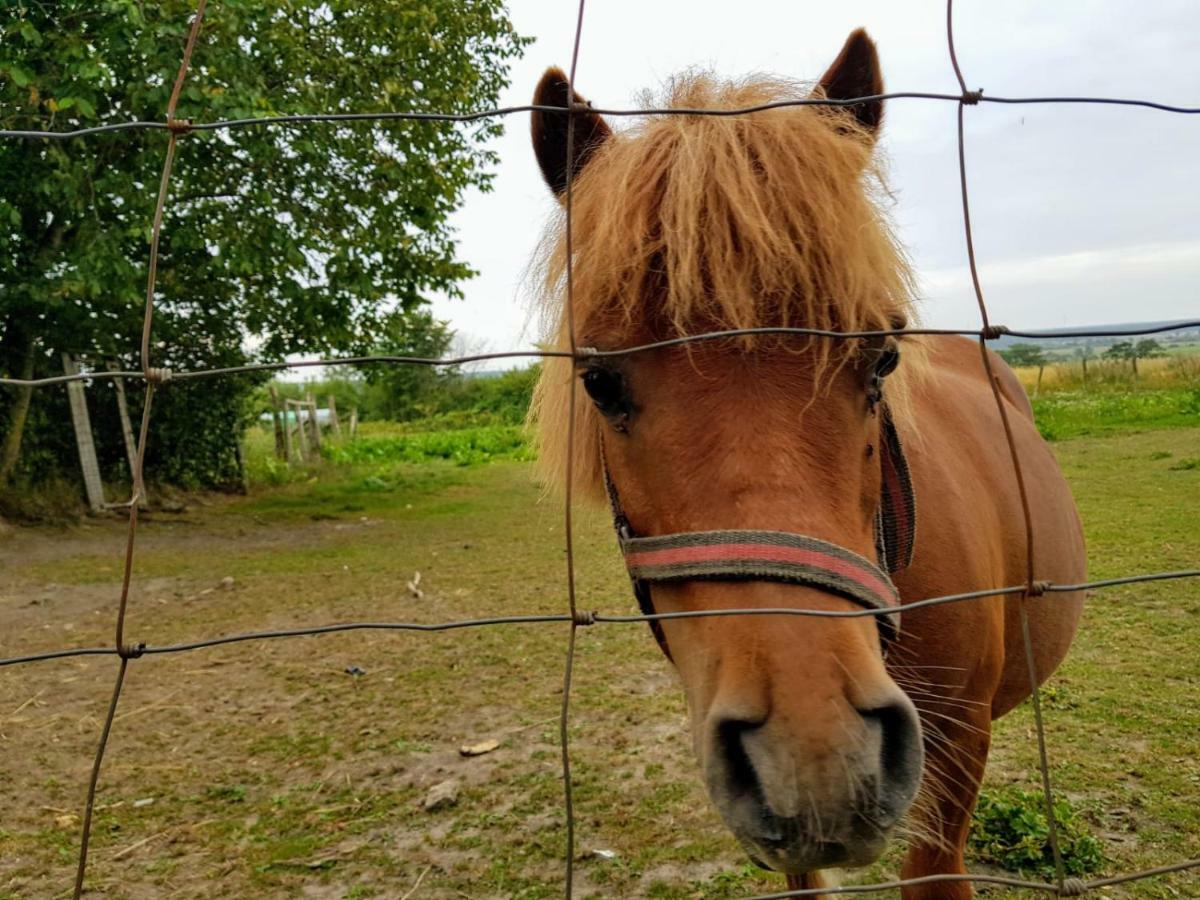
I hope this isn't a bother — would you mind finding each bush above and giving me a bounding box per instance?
[323,424,531,468]
[969,787,1104,878]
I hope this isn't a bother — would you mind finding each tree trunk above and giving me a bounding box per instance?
[0,332,36,484]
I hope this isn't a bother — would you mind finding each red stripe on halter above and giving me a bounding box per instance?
[625,541,898,608]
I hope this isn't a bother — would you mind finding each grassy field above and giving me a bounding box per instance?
[1,412,1198,896]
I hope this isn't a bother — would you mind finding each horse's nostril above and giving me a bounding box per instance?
[715,717,766,798]
[859,698,924,820]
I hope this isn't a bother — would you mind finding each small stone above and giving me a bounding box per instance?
[580,848,617,861]
[133,797,155,808]
[219,576,235,591]
[345,665,366,677]
[422,780,459,812]
[459,739,500,757]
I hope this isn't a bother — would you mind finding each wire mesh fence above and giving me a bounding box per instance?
[0,0,1198,896]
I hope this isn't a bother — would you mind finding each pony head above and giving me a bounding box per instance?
[529,30,925,874]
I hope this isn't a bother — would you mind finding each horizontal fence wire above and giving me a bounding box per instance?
[3,318,1199,389]
[1,91,1198,141]
[4,569,1200,670]
[0,0,1197,896]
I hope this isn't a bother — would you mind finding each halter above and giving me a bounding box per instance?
[603,347,915,659]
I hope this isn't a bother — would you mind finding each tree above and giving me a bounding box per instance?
[0,1,529,486]
[1134,339,1166,362]
[1103,339,1163,377]
[359,310,456,421]
[998,343,1048,395]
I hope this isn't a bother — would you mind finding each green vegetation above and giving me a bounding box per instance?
[969,787,1105,878]
[0,0,529,491]
[1032,387,1200,441]
[255,364,537,429]
[325,423,532,468]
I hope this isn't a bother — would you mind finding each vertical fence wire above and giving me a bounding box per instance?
[68,3,209,897]
[946,0,1069,891]
[557,0,591,893]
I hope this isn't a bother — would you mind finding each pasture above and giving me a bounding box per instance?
[1,410,1198,898]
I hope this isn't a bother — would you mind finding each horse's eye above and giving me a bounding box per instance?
[582,367,626,415]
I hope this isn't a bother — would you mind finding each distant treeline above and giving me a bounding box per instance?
[259,364,538,429]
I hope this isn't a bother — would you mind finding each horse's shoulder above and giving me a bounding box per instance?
[920,335,1033,422]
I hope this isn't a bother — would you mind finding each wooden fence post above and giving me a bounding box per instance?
[62,354,105,512]
[268,385,288,461]
[307,395,322,452]
[287,399,307,461]
[327,395,341,437]
[348,408,358,439]
[106,361,139,476]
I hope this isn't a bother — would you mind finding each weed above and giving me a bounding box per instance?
[969,787,1105,878]
[205,784,247,804]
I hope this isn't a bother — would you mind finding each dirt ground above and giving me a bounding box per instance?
[1,432,1198,898]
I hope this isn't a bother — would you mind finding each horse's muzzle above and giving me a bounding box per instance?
[705,693,924,874]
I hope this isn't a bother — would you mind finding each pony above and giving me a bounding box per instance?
[528,29,1086,899]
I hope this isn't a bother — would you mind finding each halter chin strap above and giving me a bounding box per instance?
[603,349,915,660]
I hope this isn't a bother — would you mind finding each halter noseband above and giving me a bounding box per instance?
[603,346,915,659]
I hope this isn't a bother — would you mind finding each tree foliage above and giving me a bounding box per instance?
[357,309,456,422]
[998,343,1047,369]
[0,0,529,489]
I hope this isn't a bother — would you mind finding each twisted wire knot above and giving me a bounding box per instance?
[1028,580,1052,597]
[1057,877,1088,896]
[118,641,146,660]
[572,609,597,626]
[167,118,193,135]
[961,88,984,105]
[981,324,1010,340]
[145,367,173,384]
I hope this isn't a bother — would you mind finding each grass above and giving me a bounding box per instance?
[1030,387,1200,441]
[0,398,1198,896]
[1007,353,1200,441]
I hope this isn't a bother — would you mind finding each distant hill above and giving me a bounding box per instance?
[990,319,1200,352]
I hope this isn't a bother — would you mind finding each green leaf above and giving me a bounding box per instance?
[7,64,33,87]
[18,21,43,45]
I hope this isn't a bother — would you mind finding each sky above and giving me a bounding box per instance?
[429,0,1199,362]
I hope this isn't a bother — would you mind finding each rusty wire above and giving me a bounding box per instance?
[1,0,1198,897]
[3,319,1199,390]
[945,0,1069,888]
[556,0,591,893]
[4,568,1200,672]
[2,91,1198,142]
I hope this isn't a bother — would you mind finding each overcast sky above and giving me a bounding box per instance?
[430,0,1199,360]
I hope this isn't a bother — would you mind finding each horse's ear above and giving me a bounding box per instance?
[531,67,612,197]
[817,28,884,135]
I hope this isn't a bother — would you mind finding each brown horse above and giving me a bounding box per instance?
[528,30,1086,899]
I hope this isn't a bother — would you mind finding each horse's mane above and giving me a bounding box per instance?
[531,71,922,502]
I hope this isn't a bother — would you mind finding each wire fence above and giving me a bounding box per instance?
[0,0,1197,896]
